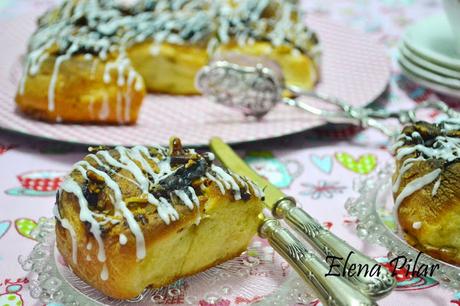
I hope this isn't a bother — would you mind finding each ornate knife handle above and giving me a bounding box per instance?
[272,197,396,299]
[259,219,375,306]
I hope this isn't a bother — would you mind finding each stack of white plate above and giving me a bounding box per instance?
[398,14,460,99]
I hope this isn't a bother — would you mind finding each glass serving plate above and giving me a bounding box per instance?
[19,218,316,305]
[345,164,460,290]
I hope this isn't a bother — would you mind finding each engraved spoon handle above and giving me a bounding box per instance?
[259,218,376,306]
[272,197,396,299]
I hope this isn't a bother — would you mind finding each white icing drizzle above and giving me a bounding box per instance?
[19,0,317,117]
[19,40,53,95]
[390,140,405,154]
[412,221,422,230]
[54,205,78,264]
[58,143,263,280]
[90,58,99,80]
[74,164,89,180]
[158,197,179,224]
[128,146,158,179]
[211,165,241,200]
[100,263,109,281]
[86,242,93,250]
[48,53,69,112]
[392,156,423,193]
[396,138,460,162]
[60,178,107,263]
[119,233,128,245]
[432,177,441,197]
[84,155,141,187]
[77,160,146,260]
[394,169,442,211]
[206,172,225,194]
[393,121,460,216]
[411,131,421,140]
[206,152,215,161]
[174,190,194,210]
[88,97,95,119]
[124,71,135,122]
[86,153,105,166]
[99,93,110,120]
[99,148,147,190]
[188,186,200,206]
[246,179,264,199]
[60,218,78,264]
[442,118,460,131]
[116,90,124,124]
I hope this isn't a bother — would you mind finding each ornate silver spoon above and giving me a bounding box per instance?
[195,54,460,137]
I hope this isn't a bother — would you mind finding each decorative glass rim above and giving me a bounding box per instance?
[18,217,317,305]
[345,163,460,290]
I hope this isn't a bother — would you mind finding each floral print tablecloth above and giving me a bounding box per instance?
[0,0,459,305]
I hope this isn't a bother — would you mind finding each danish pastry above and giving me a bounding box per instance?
[392,119,460,265]
[54,137,264,298]
[16,0,320,124]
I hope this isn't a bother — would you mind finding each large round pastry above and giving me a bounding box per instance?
[392,119,460,265]
[55,137,264,299]
[16,0,320,124]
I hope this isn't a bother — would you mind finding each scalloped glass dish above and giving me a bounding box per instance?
[345,164,460,290]
[19,218,316,305]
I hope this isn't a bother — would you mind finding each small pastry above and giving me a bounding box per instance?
[55,137,264,299]
[392,119,460,265]
[16,0,320,124]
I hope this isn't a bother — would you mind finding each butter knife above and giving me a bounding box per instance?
[210,137,396,300]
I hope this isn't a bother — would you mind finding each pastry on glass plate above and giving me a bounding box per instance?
[392,119,460,265]
[16,0,320,124]
[54,137,264,299]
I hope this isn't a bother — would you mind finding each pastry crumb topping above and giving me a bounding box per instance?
[54,137,263,280]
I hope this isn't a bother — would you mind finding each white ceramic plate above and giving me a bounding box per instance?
[0,13,390,146]
[398,57,460,99]
[403,14,460,71]
[399,43,460,80]
[398,53,460,89]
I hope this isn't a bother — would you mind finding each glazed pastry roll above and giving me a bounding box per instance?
[16,53,145,124]
[16,0,320,124]
[392,119,460,265]
[55,137,264,299]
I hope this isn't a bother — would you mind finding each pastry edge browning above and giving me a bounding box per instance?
[16,0,321,124]
[56,184,263,299]
[394,161,460,265]
[16,40,319,124]
[16,54,146,124]
[393,121,460,266]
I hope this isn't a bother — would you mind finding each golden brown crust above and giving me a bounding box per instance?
[57,184,262,299]
[56,192,204,298]
[17,39,319,122]
[393,121,460,265]
[16,0,320,124]
[15,54,145,124]
[55,142,264,298]
[128,41,209,95]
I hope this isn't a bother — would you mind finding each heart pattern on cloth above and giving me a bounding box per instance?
[15,218,38,240]
[310,154,333,174]
[335,152,377,174]
[0,220,11,239]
